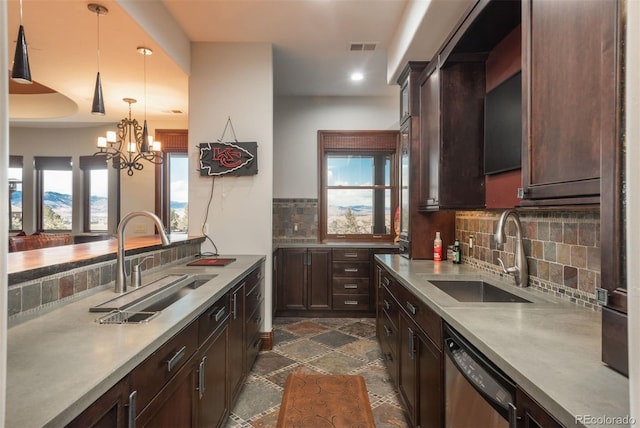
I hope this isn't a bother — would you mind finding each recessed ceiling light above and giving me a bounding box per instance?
[351,72,364,82]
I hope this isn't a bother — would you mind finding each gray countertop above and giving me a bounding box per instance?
[6,255,265,428]
[376,254,630,428]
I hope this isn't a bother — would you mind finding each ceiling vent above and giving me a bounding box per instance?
[349,42,377,52]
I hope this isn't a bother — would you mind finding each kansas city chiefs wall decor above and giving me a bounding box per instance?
[198,141,258,176]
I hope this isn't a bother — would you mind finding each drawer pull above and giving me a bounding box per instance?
[344,268,359,273]
[383,299,391,311]
[343,284,358,289]
[167,346,187,372]
[385,352,393,362]
[344,300,359,305]
[213,307,226,322]
[406,301,417,315]
[255,292,263,302]
[382,277,390,287]
[383,325,392,336]
[128,390,137,428]
[197,356,206,399]
[254,316,262,325]
[343,253,359,258]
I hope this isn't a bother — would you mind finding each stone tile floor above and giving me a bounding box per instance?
[226,317,411,427]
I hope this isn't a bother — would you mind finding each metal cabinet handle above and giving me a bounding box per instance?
[383,299,391,311]
[383,325,392,336]
[382,277,390,287]
[406,302,417,315]
[408,327,415,360]
[344,268,359,273]
[254,316,262,325]
[343,253,359,258]
[255,292,263,302]
[198,356,207,399]
[232,291,239,320]
[128,390,137,428]
[167,345,187,372]
[343,284,358,289]
[214,307,226,322]
[508,403,518,428]
[344,300,359,305]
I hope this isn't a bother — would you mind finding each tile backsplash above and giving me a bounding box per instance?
[455,210,600,310]
[273,198,319,243]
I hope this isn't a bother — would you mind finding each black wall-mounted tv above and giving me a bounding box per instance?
[484,71,522,175]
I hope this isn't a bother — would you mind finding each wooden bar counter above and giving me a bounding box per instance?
[8,234,204,286]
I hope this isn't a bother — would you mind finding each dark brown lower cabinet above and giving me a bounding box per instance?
[398,312,443,428]
[135,355,197,428]
[516,387,564,428]
[275,248,332,314]
[197,324,229,428]
[228,282,246,405]
[66,377,130,428]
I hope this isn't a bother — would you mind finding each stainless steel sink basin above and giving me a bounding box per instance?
[92,273,217,323]
[429,280,531,303]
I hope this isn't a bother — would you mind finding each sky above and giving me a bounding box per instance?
[327,155,390,208]
[170,155,189,203]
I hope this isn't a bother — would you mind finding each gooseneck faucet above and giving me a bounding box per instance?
[115,211,170,293]
[495,209,529,287]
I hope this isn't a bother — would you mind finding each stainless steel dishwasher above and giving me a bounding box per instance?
[444,323,517,428]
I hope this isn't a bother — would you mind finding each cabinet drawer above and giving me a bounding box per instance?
[198,292,230,345]
[380,312,398,358]
[246,307,263,347]
[333,261,370,277]
[393,282,442,348]
[332,294,370,311]
[246,334,262,372]
[245,279,264,322]
[333,248,369,261]
[382,285,399,328]
[332,277,369,294]
[131,320,199,414]
[244,264,264,289]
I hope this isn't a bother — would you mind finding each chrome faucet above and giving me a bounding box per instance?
[115,211,170,293]
[495,209,529,287]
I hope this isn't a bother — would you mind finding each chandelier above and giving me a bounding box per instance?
[95,97,163,176]
[94,46,163,176]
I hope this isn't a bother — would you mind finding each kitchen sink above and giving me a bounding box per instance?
[91,273,217,323]
[429,280,531,303]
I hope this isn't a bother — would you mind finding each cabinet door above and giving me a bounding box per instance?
[522,0,616,203]
[419,66,441,209]
[135,355,197,428]
[277,248,306,310]
[198,325,229,428]
[516,387,564,428]
[308,248,332,310]
[66,377,130,428]
[417,331,443,428]
[229,283,246,405]
[398,312,418,425]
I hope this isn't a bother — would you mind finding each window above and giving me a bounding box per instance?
[155,129,189,233]
[80,155,109,232]
[318,130,399,242]
[9,155,23,231]
[35,156,73,231]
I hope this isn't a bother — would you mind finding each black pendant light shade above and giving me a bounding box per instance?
[141,120,150,152]
[11,25,32,84]
[92,72,106,115]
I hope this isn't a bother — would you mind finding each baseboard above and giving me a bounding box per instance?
[260,331,274,351]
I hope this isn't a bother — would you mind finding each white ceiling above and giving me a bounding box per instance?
[6,0,473,126]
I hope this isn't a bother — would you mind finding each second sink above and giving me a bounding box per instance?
[429,280,531,303]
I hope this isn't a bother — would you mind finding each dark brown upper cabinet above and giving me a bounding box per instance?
[417,56,486,211]
[520,0,618,206]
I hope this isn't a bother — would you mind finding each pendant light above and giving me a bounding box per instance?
[11,0,32,84]
[89,3,108,115]
[138,46,153,152]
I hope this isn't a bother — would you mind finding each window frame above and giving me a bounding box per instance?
[80,155,109,232]
[318,130,399,243]
[9,155,24,232]
[34,156,73,232]
[154,129,189,232]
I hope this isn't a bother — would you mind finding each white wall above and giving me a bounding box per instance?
[1,2,9,422]
[626,1,639,424]
[188,42,273,330]
[273,95,399,198]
